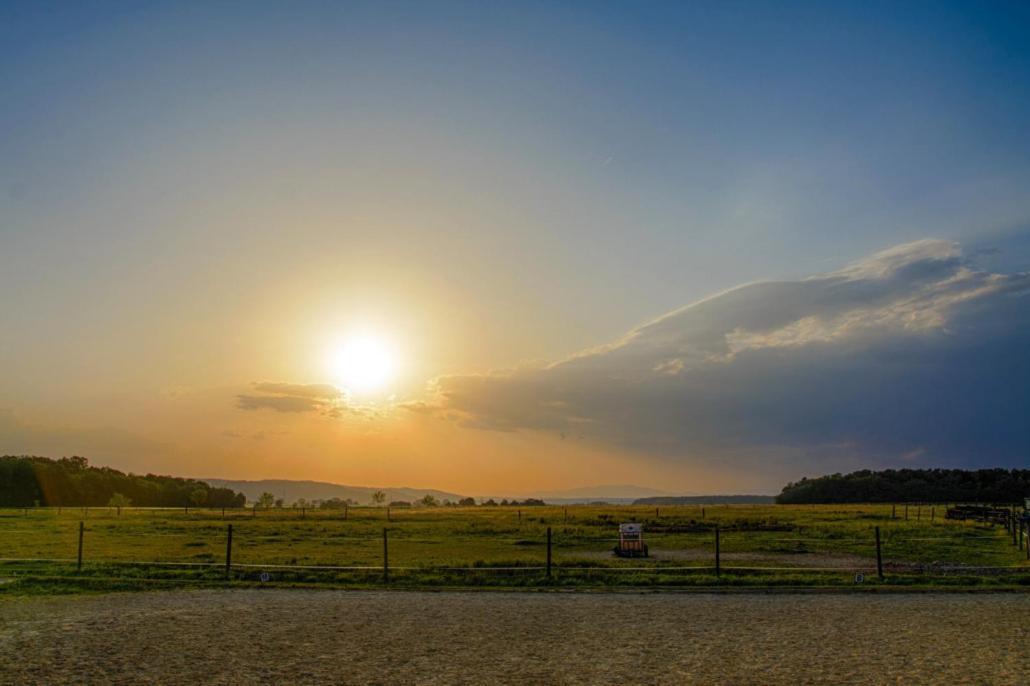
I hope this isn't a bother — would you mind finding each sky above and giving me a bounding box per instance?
[2,1,1029,495]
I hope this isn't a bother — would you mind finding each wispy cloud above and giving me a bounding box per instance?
[236,382,342,414]
[250,383,342,400]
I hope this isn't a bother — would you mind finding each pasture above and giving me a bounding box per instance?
[0,503,1027,593]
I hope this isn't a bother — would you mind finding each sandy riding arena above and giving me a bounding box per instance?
[1,590,1027,685]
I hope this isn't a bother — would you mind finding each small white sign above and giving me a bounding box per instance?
[854,573,865,583]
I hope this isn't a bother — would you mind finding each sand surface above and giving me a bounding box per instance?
[1,590,1027,685]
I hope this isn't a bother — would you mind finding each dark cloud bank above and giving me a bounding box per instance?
[430,240,1030,475]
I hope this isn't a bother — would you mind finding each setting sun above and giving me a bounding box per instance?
[328,334,398,394]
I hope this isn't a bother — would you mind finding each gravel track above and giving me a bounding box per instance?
[1,590,1027,685]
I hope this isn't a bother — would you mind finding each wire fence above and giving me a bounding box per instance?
[2,507,1028,589]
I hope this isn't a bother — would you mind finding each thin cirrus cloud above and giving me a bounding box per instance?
[425,239,1030,474]
[236,383,342,414]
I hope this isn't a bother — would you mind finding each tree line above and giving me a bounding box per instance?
[0,455,246,508]
[776,468,1030,504]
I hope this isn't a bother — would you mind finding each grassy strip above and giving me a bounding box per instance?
[2,560,1027,597]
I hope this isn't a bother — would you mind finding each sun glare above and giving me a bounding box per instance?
[329,334,397,394]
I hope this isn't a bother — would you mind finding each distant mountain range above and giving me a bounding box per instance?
[200,478,768,507]
[487,484,683,504]
[531,484,677,499]
[202,478,467,505]
[633,495,776,505]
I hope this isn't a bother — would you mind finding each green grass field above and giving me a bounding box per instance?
[1,504,1027,594]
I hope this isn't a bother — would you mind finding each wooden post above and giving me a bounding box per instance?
[383,528,389,583]
[655,507,660,519]
[252,506,256,518]
[77,521,84,571]
[892,504,896,519]
[715,526,721,577]
[875,526,883,581]
[702,506,706,520]
[518,509,522,524]
[546,527,552,578]
[225,524,233,580]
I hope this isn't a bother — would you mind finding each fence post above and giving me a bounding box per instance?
[518,509,521,524]
[225,524,233,580]
[892,504,896,519]
[546,527,552,578]
[715,525,721,577]
[875,526,883,581]
[383,528,389,583]
[656,507,660,519]
[702,506,706,520]
[77,521,84,571]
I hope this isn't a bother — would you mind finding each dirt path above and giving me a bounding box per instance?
[1,590,1027,685]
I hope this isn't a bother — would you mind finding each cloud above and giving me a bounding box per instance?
[250,383,342,400]
[430,239,1030,474]
[236,382,342,414]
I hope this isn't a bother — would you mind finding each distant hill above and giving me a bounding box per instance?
[633,495,776,505]
[535,484,675,499]
[202,478,467,506]
[502,484,677,504]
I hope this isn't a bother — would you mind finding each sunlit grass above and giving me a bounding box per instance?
[0,504,1026,594]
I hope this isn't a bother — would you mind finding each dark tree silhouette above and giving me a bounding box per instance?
[776,468,1030,504]
[0,455,246,508]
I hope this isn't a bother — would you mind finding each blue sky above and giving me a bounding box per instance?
[1,2,1028,490]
